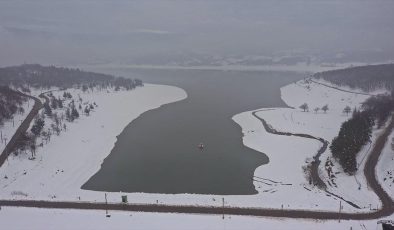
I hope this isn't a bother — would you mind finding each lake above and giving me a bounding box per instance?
[82,69,305,195]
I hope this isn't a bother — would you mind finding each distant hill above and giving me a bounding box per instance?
[0,64,142,89]
[313,64,394,92]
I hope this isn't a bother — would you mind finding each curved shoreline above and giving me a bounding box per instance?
[251,109,328,189]
[0,79,393,220]
[4,116,393,219]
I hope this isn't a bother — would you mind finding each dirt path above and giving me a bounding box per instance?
[309,79,374,96]
[251,110,328,189]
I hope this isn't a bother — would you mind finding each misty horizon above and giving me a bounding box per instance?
[1,0,394,67]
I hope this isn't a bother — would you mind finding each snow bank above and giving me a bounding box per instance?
[0,206,389,230]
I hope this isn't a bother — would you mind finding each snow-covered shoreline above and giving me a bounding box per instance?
[0,84,188,201]
[233,79,391,213]
[0,78,391,215]
[0,206,391,230]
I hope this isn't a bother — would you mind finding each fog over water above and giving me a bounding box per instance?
[1,0,394,67]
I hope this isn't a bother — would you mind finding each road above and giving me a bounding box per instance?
[0,91,43,167]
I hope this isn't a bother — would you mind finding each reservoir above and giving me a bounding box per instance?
[82,69,305,195]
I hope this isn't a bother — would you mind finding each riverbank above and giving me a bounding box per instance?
[0,84,187,201]
[233,79,390,213]
[0,76,391,215]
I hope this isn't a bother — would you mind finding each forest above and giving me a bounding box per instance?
[314,64,394,92]
[0,64,143,90]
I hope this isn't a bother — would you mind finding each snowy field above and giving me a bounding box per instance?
[233,79,391,213]
[0,206,390,230]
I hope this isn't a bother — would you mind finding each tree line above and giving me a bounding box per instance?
[0,64,143,141]
[0,64,143,90]
[330,93,394,175]
[313,64,394,92]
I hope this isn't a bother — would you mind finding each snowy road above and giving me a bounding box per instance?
[0,91,43,167]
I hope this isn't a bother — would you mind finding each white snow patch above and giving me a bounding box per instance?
[0,206,391,230]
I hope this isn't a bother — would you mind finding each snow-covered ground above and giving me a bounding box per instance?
[377,130,394,197]
[0,84,190,202]
[0,206,391,230]
[0,77,391,222]
[233,79,390,213]
[0,99,33,153]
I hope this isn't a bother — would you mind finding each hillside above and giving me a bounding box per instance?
[0,64,142,90]
[313,64,394,92]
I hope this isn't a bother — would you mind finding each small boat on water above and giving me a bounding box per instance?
[198,143,204,150]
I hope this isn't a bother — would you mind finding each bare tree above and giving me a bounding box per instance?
[321,104,329,113]
[343,106,351,115]
[300,103,309,112]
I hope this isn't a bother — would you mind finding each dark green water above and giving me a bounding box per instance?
[82,69,305,195]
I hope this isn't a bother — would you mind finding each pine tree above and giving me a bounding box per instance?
[71,107,79,120]
[31,118,45,136]
[44,102,52,116]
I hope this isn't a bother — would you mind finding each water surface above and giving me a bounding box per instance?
[82,69,304,195]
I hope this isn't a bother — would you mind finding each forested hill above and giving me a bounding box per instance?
[0,64,142,89]
[313,64,394,92]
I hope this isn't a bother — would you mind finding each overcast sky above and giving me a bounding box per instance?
[1,0,394,66]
